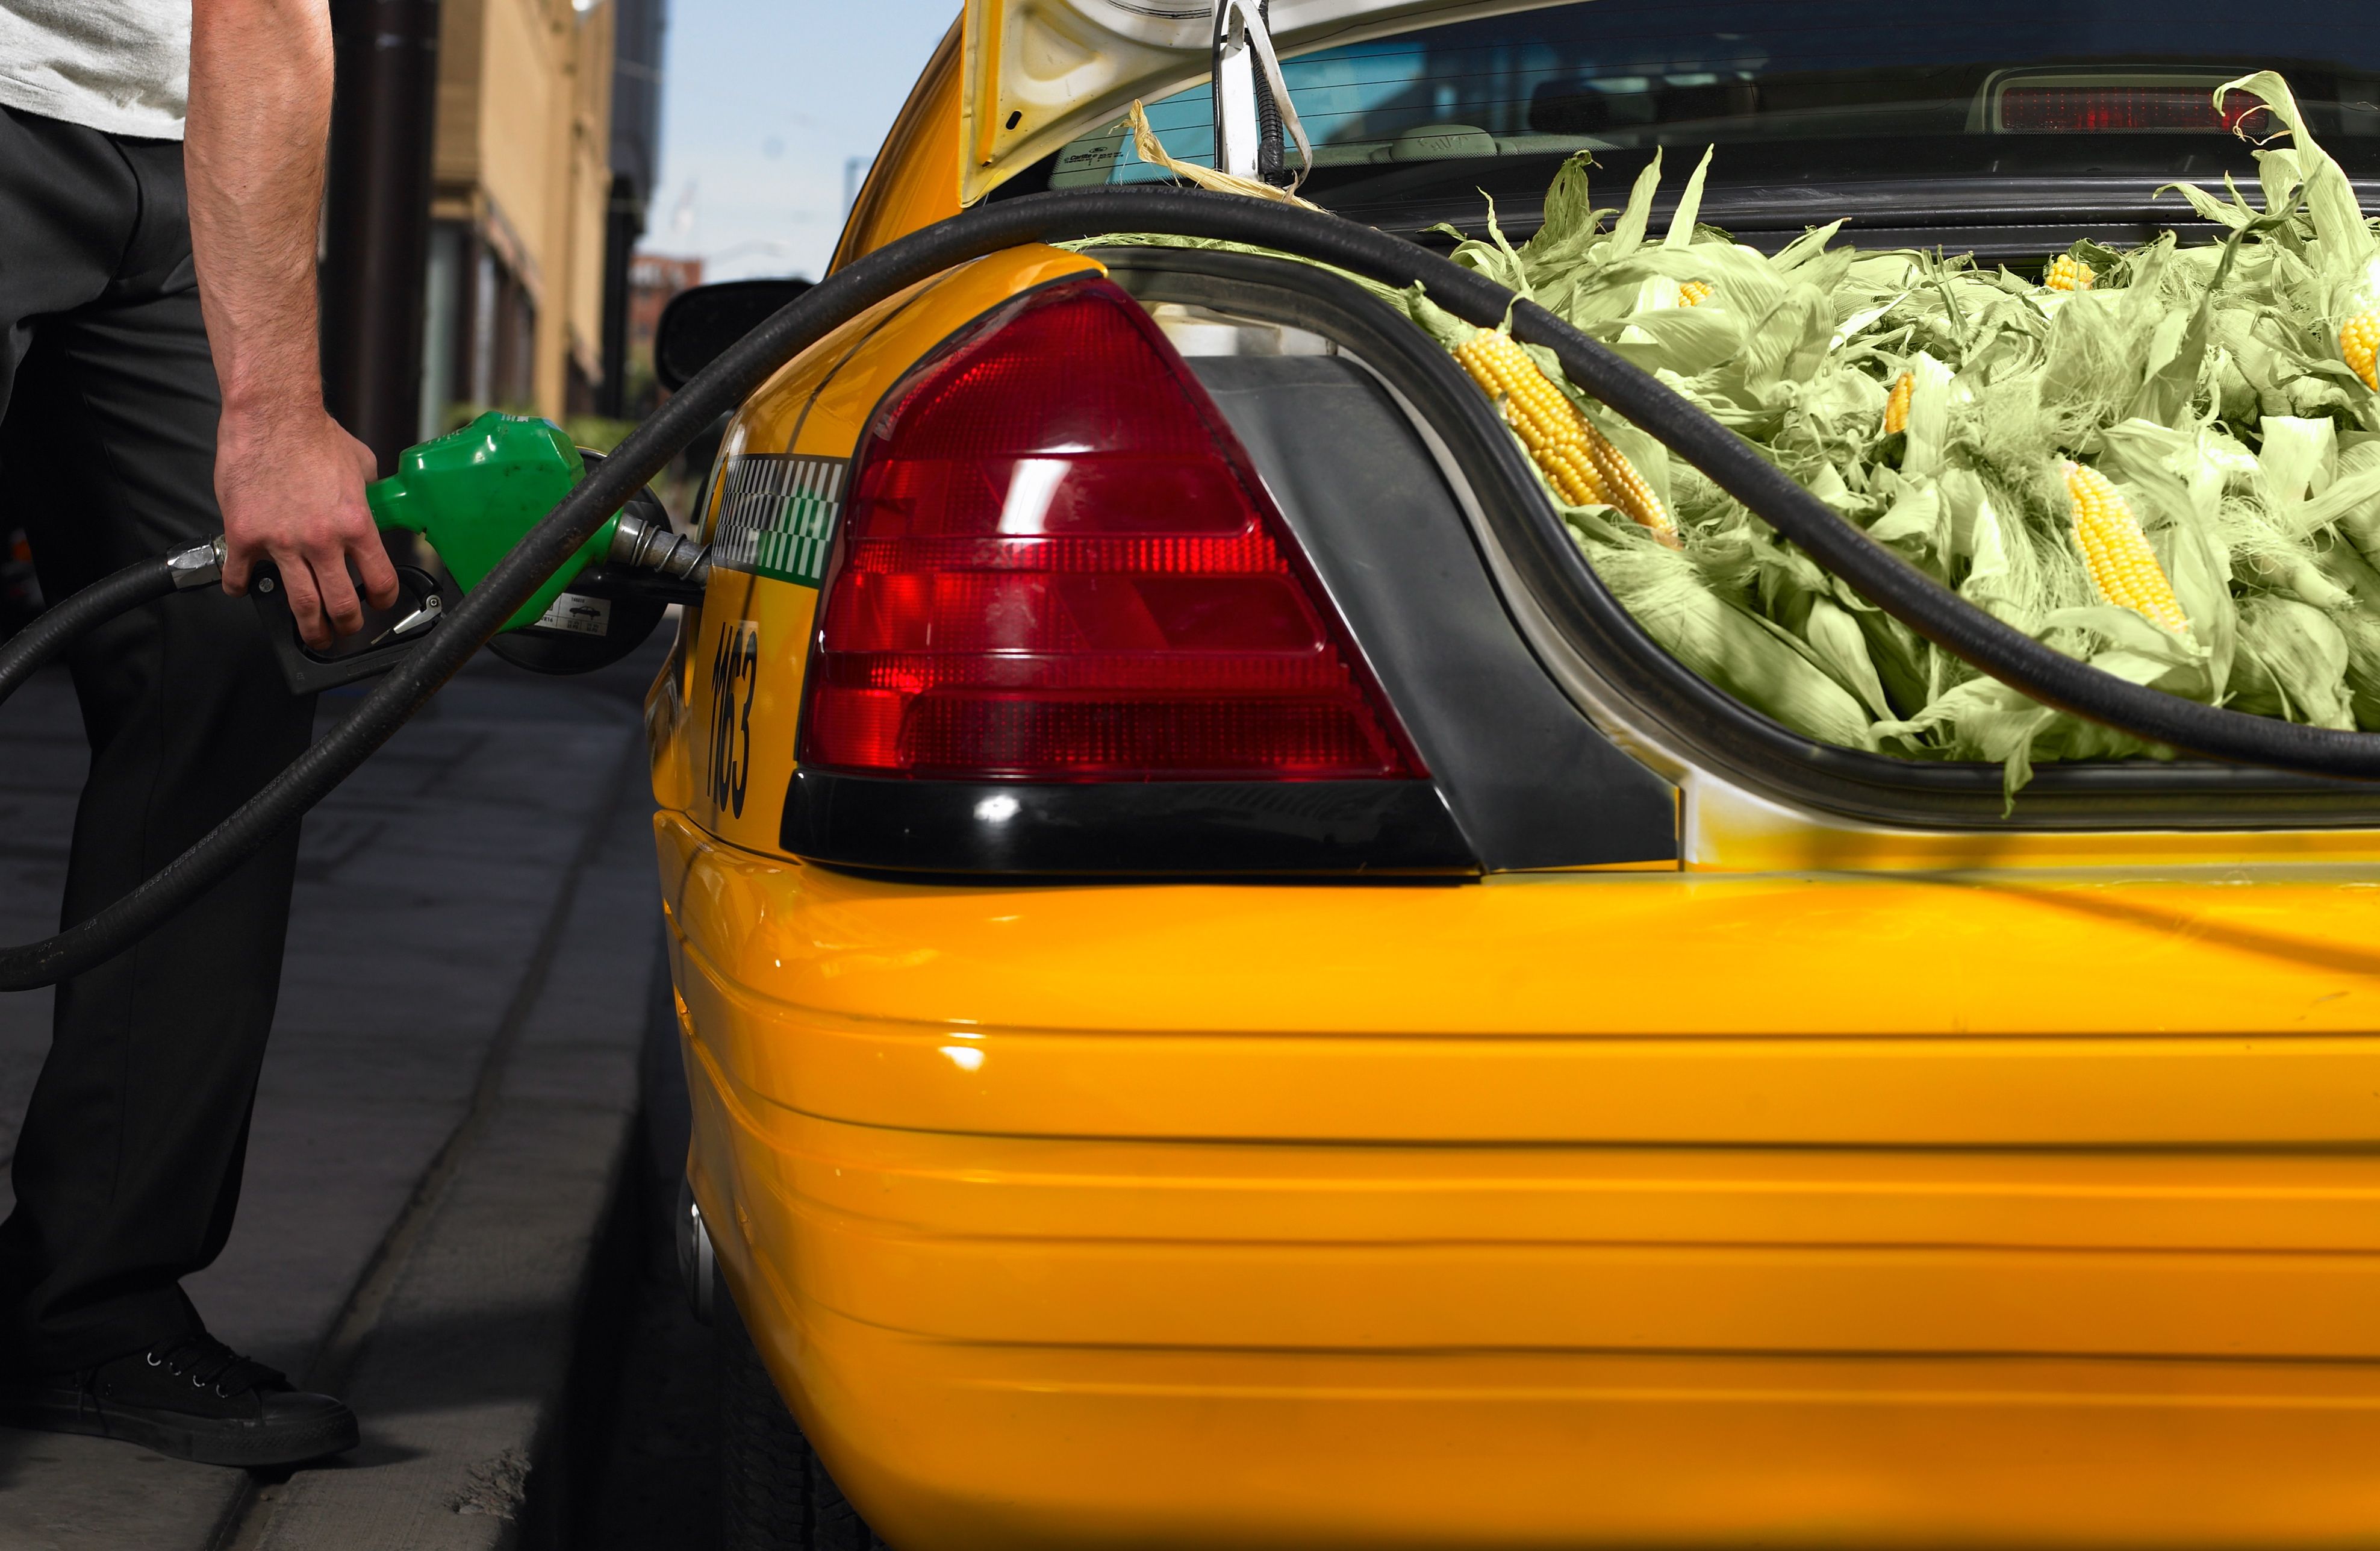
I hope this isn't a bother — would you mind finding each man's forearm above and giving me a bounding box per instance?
[184,0,393,643]
[186,0,335,424]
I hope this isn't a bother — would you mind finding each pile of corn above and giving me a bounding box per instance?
[1388,69,2380,790]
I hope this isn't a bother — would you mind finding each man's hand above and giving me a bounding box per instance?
[187,0,394,648]
[215,407,396,648]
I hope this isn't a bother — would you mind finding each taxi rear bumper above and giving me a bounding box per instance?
[685,1056,2380,1549]
[661,811,2380,1546]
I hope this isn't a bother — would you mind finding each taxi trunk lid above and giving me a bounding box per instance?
[959,0,1556,201]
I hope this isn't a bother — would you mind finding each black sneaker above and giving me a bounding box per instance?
[0,1332,358,1467]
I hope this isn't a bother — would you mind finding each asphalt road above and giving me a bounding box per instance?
[0,631,686,1548]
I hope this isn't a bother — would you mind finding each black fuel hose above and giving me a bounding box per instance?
[0,554,181,704]
[9,184,2380,989]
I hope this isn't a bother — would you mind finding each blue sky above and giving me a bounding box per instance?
[649,0,963,282]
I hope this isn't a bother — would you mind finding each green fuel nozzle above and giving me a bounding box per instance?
[366,411,705,632]
[241,410,704,694]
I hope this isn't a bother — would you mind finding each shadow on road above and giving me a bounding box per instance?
[526,926,715,1550]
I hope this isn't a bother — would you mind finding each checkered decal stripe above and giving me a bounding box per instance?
[708,454,847,587]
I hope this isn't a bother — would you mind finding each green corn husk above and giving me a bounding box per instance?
[1577,514,1880,751]
[1073,68,2380,797]
[2231,593,2355,728]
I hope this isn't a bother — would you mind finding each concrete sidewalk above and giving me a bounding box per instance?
[0,638,670,1549]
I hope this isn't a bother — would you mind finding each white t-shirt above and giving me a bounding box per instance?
[0,1,189,140]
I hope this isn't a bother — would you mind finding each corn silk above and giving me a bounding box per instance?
[1076,71,2380,794]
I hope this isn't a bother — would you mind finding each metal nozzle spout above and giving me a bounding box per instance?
[609,510,710,585]
[167,535,229,590]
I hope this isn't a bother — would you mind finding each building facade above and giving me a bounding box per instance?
[419,0,621,435]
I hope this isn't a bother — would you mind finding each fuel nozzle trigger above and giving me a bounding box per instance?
[249,558,450,695]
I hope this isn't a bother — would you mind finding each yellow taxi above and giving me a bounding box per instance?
[648,4,2380,1544]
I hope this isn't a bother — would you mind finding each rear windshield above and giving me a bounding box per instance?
[1041,0,2380,193]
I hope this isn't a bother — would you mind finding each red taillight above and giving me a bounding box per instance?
[797,278,1424,782]
[2000,86,2250,134]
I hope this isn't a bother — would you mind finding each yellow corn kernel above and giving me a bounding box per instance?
[1453,329,1678,545]
[1883,372,1915,436]
[2045,254,2096,293]
[1539,444,1604,508]
[2343,311,2380,391]
[2063,461,2190,637]
[1679,281,1715,307]
[1583,431,1674,543]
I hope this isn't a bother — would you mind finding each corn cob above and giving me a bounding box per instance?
[1883,372,1915,436]
[2063,461,2190,637]
[2343,311,2380,391]
[1678,281,1715,307]
[2045,255,2096,293]
[1453,328,1678,544]
[1451,329,1604,504]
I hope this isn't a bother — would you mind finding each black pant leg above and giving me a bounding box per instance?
[0,106,139,427]
[0,161,317,1370]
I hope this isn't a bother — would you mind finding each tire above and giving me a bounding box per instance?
[717,1270,889,1550]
